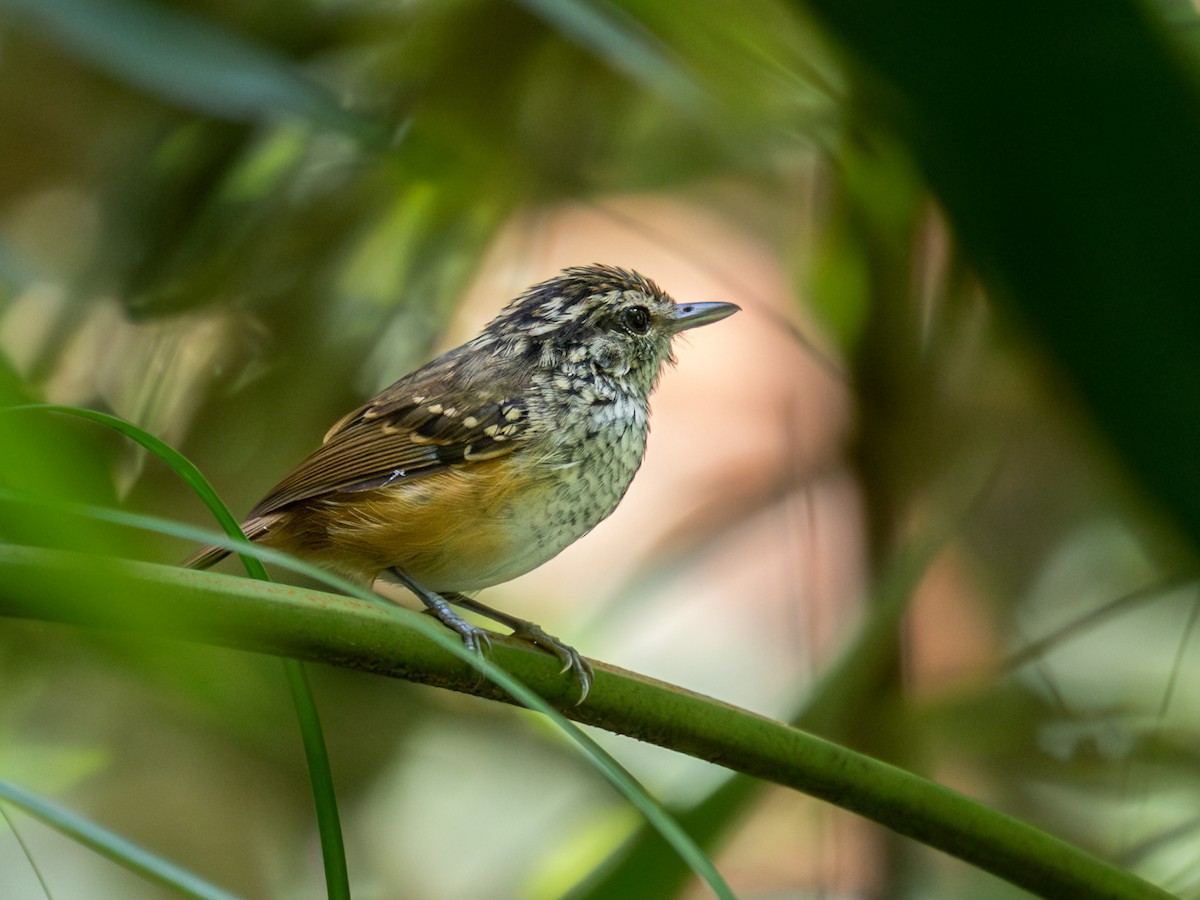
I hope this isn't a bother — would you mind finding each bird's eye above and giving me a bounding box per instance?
[619,305,652,335]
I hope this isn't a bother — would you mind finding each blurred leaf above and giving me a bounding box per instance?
[800,0,1200,554]
[513,0,705,114]
[0,741,107,793]
[0,0,372,135]
[0,361,122,556]
[808,202,871,354]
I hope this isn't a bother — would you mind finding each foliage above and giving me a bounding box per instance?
[1,0,1199,897]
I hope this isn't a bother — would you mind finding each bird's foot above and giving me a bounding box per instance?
[507,618,594,704]
[390,568,494,658]
[445,593,594,704]
[419,597,493,657]
[390,571,592,703]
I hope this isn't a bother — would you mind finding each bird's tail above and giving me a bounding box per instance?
[183,517,272,570]
[182,544,232,570]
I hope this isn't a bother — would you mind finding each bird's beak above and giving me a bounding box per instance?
[667,301,741,334]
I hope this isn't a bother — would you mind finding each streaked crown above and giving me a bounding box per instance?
[470,264,738,396]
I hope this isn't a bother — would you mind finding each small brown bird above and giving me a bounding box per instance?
[187,264,738,700]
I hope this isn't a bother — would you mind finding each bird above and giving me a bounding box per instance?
[186,264,739,701]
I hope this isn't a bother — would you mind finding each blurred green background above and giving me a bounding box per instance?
[2,0,1200,897]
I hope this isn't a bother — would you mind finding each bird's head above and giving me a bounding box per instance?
[475,264,739,396]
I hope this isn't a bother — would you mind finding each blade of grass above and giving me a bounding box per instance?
[1,406,734,898]
[571,459,991,899]
[6,404,350,900]
[0,801,53,900]
[0,779,239,900]
[1002,577,1199,675]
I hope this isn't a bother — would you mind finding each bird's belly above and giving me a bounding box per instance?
[401,455,637,591]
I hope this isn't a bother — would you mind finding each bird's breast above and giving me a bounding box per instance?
[535,391,650,531]
[427,390,650,590]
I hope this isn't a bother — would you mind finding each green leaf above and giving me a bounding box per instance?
[0,0,367,135]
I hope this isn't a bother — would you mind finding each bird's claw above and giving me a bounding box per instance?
[509,620,594,704]
[461,625,493,657]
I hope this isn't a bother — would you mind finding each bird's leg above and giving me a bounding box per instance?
[387,568,492,657]
[384,569,593,703]
[444,592,593,703]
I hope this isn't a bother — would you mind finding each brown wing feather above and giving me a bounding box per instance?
[244,371,535,519]
[184,348,537,571]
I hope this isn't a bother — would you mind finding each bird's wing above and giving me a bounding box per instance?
[244,365,535,519]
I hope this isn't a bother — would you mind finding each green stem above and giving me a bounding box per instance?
[0,547,1175,900]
